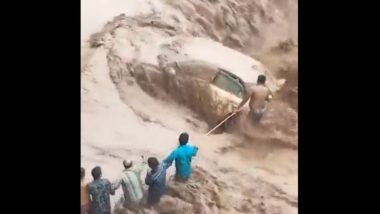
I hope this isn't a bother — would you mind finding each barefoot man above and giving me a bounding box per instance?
[234,74,272,122]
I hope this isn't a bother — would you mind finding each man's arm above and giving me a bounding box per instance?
[107,180,115,195]
[192,146,199,157]
[88,185,93,200]
[111,177,122,191]
[265,87,274,101]
[145,171,152,185]
[163,149,177,169]
[136,156,147,175]
[236,89,252,111]
[85,183,92,202]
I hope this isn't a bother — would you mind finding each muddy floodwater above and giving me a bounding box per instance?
[81,0,298,213]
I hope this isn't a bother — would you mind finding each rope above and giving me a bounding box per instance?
[205,112,237,136]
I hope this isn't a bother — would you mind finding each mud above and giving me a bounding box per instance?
[113,166,297,214]
[81,0,297,213]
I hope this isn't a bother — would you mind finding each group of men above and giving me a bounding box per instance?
[81,132,198,214]
[81,74,272,214]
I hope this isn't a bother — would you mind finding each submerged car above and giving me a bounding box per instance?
[133,57,284,131]
[162,60,283,130]
[110,36,284,130]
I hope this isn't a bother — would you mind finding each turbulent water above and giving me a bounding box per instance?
[81,0,298,213]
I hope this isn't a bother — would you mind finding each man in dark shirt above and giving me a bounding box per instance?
[88,166,115,214]
[145,157,169,206]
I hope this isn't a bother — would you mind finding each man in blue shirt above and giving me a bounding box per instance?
[164,132,199,182]
[145,157,169,206]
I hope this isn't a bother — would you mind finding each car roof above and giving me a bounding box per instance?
[176,37,281,92]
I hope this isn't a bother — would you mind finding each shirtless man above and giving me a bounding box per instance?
[234,75,272,122]
[81,167,91,214]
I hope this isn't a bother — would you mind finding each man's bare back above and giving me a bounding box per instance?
[236,85,270,111]
[248,85,270,111]
[235,75,271,122]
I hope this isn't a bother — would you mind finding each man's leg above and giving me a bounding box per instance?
[175,174,189,182]
[146,195,159,208]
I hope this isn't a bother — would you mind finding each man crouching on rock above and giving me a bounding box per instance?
[234,75,273,123]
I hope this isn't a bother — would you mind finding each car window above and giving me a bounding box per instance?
[212,70,246,98]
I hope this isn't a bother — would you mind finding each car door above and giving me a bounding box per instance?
[207,69,248,129]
